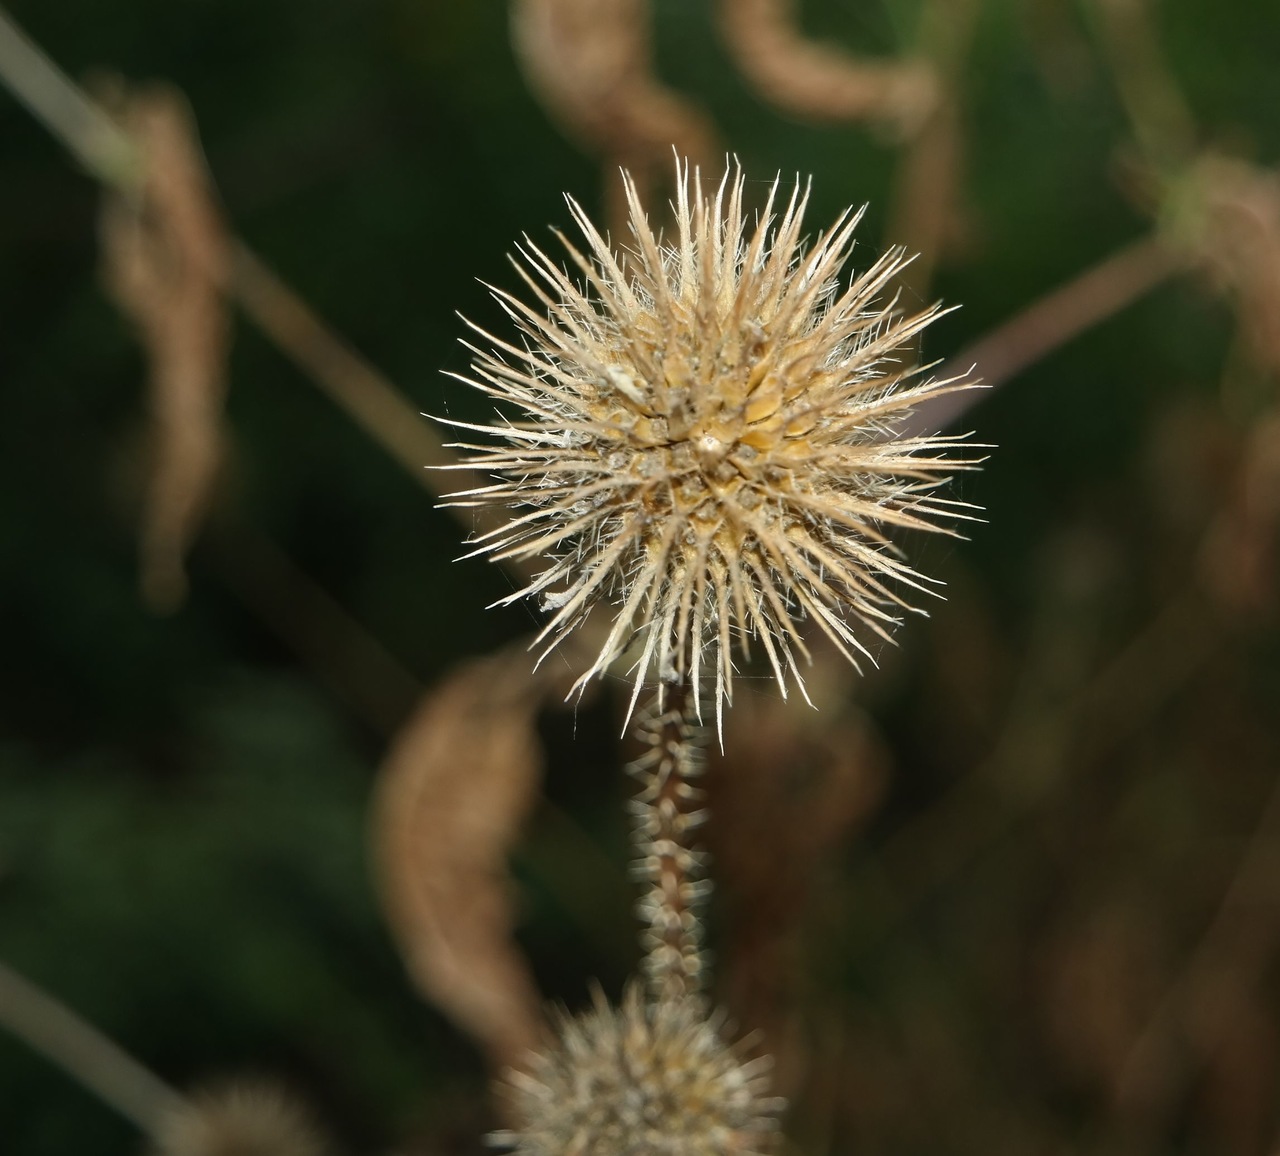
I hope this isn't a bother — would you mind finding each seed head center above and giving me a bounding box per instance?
[693,428,729,466]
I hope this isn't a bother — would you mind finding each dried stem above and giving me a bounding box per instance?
[208,519,423,736]
[628,680,710,1002]
[901,233,1180,437]
[1086,0,1197,169]
[883,0,981,299]
[0,958,186,1137]
[0,6,141,185]
[226,244,499,513]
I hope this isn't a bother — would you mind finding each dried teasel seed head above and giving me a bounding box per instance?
[492,984,782,1156]
[443,160,981,729]
[150,1081,331,1156]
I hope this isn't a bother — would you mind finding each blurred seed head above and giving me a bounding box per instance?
[445,161,979,726]
[493,984,782,1156]
[151,1081,330,1156]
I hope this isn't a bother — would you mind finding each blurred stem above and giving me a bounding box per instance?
[226,245,501,516]
[629,680,710,1002]
[0,7,141,185]
[1084,0,1197,170]
[208,519,423,735]
[0,958,186,1136]
[903,233,1181,436]
[0,5,513,562]
[884,0,981,298]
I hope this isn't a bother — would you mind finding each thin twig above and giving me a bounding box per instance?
[0,958,187,1136]
[227,245,496,506]
[1085,0,1197,170]
[883,0,981,299]
[904,233,1180,436]
[0,7,140,184]
[208,519,424,735]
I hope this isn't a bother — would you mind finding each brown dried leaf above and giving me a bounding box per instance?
[100,85,232,614]
[371,649,550,1072]
[1180,157,1280,378]
[511,0,717,233]
[706,673,888,1096]
[717,0,936,135]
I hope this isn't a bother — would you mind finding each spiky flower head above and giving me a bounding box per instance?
[151,1081,330,1156]
[445,162,978,725]
[493,984,782,1156]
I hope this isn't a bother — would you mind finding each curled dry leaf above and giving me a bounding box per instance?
[100,85,232,614]
[717,0,936,136]
[510,0,717,231]
[1176,156,1280,377]
[704,669,888,1097]
[371,649,551,1073]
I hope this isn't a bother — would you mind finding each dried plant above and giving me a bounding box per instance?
[1171,156,1280,380]
[492,983,782,1156]
[627,693,711,1001]
[439,158,981,1154]
[443,160,980,732]
[717,0,936,135]
[100,85,232,614]
[371,648,550,1073]
[511,0,717,234]
[510,0,716,166]
[149,1081,331,1156]
[882,0,982,299]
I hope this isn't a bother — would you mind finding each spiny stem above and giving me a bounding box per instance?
[627,680,711,1002]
